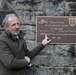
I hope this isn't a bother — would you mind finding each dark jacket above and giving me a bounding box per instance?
[0,31,45,75]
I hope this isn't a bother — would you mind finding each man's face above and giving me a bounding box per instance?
[5,16,20,35]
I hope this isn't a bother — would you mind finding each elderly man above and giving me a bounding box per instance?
[0,13,51,75]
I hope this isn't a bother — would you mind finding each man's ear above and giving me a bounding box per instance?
[4,25,9,30]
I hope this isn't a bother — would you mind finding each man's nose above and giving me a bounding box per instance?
[15,24,19,28]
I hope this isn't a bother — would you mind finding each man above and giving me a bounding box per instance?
[0,13,51,75]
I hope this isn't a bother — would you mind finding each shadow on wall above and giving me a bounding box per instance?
[0,10,16,27]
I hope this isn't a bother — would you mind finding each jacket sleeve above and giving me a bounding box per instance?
[0,40,29,69]
[24,40,45,59]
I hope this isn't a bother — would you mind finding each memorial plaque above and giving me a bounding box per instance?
[36,16,76,44]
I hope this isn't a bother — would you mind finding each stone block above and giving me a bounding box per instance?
[29,67,73,75]
[15,10,43,24]
[69,11,76,16]
[31,55,50,66]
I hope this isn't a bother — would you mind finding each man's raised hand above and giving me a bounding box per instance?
[42,34,51,45]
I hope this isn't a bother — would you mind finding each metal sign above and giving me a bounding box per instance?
[36,16,76,44]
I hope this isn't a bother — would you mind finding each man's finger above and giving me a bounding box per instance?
[45,34,47,39]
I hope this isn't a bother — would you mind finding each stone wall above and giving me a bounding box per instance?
[0,0,76,75]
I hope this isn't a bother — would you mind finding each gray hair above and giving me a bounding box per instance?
[2,13,18,26]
